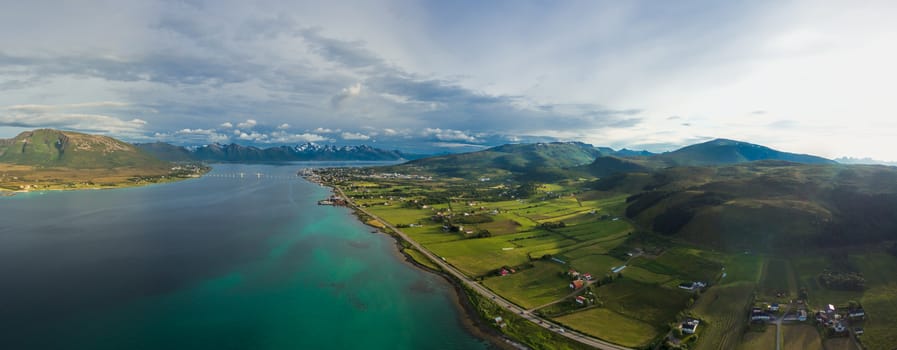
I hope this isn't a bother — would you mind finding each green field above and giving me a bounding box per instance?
[595,278,690,327]
[402,248,440,271]
[554,308,658,348]
[630,248,723,283]
[737,326,776,350]
[693,282,757,350]
[482,261,571,309]
[720,254,764,285]
[824,338,861,350]
[760,258,797,298]
[568,254,624,276]
[782,325,822,350]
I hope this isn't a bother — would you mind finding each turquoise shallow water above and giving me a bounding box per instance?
[0,164,489,350]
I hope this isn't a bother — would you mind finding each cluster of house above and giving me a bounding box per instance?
[782,309,808,322]
[677,281,707,291]
[369,172,432,180]
[567,269,593,290]
[750,307,774,322]
[441,223,474,235]
[815,304,865,335]
[317,196,347,206]
[679,318,700,334]
[498,267,517,276]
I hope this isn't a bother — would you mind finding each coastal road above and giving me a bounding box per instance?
[333,186,631,350]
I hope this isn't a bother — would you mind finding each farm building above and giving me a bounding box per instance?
[680,319,700,334]
[569,280,585,289]
[678,281,707,291]
[751,308,772,321]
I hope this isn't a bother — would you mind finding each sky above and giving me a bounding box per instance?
[1,0,896,159]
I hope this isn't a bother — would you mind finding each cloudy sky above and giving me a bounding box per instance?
[1,0,895,159]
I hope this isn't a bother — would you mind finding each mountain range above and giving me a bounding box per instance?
[135,142,415,162]
[387,138,836,181]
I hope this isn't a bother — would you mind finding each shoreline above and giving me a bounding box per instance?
[313,179,525,350]
[0,170,210,197]
[393,239,525,350]
[0,179,195,196]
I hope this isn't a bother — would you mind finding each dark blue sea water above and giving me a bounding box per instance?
[0,164,489,349]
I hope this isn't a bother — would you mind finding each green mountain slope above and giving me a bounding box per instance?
[655,138,835,166]
[600,162,897,252]
[133,142,196,162]
[580,156,652,177]
[0,129,168,169]
[399,142,605,180]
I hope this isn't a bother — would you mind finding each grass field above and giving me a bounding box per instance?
[619,265,675,284]
[630,248,723,283]
[554,308,659,348]
[568,254,624,275]
[365,207,432,226]
[782,325,823,350]
[692,282,757,350]
[824,338,861,350]
[482,261,571,309]
[738,326,777,350]
[595,278,690,327]
[402,248,440,271]
[761,258,797,298]
[721,254,764,285]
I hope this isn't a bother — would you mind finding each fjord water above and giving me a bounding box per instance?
[0,164,488,350]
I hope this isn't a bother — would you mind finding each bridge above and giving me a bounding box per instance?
[203,172,302,181]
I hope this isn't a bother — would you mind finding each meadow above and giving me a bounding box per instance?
[482,261,571,309]
[554,308,658,348]
[693,282,758,350]
[737,325,776,350]
[782,325,823,350]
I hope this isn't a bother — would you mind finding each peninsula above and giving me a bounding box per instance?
[0,129,208,193]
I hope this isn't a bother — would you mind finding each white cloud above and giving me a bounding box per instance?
[314,127,335,133]
[238,131,268,141]
[176,128,217,135]
[220,122,233,128]
[277,123,290,130]
[423,128,479,143]
[237,119,257,129]
[331,82,363,108]
[341,132,370,140]
[164,128,231,143]
[6,101,131,111]
[0,110,148,135]
[269,131,328,143]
